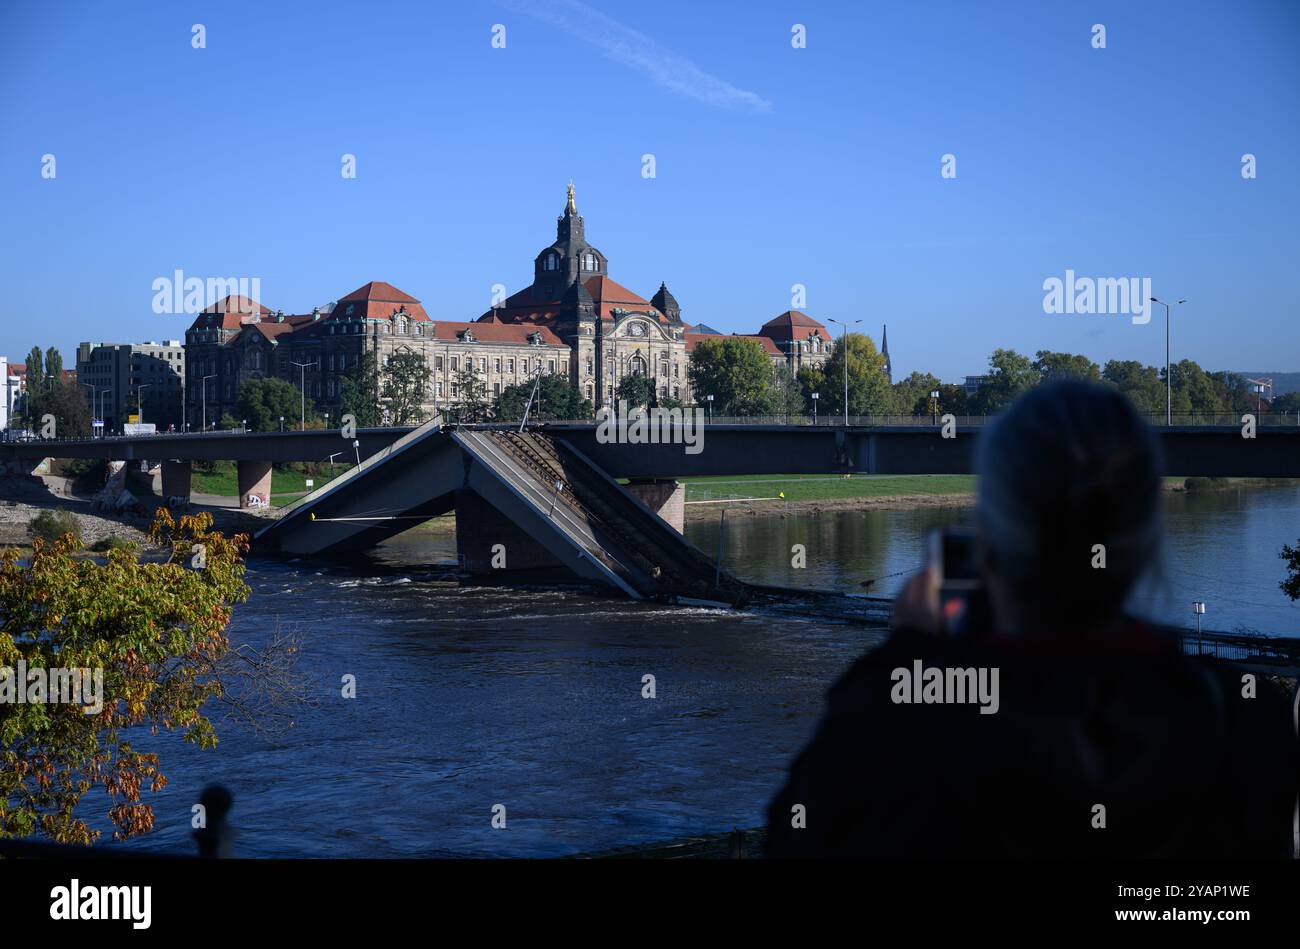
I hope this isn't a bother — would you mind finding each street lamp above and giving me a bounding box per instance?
[705,393,714,422]
[290,360,317,431]
[1193,601,1206,654]
[279,416,285,433]
[826,318,862,426]
[95,388,112,435]
[1150,297,1186,426]
[200,374,216,432]
[135,383,153,425]
[811,391,819,425]
[931,389,940,425]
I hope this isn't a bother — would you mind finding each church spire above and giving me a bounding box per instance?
[881,324,891,384]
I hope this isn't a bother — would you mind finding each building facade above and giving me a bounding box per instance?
[76,340,185,429]
[182,185,840,425]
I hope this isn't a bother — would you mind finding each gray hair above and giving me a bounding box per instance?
[976,380,1163,629]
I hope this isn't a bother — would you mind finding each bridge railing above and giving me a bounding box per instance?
[533,412,1300,428]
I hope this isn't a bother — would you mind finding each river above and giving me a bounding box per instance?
[113,483,1300,857]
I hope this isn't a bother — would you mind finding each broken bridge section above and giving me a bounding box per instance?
[255,425,747,603]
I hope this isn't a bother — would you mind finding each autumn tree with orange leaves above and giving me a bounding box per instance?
[0,510,250,845]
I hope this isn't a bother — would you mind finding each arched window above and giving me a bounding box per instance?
[630,355,647,375]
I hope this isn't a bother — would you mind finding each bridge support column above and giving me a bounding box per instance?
[161,460,192,503]
[454,489,564,574]
[237,460,273,509]
[625,479,685,533]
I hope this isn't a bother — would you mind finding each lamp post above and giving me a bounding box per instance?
[95,388,112,435]
[811,391,819,425]
[1150,297,1186,426]
[705,394,714,422]
[931,389,940,425]
[1193,601,1206,654]
[827,318,862,426]
[279,416,285,433]
[200,374,215,432]
[290,360,317,431]
[135,384,152,425]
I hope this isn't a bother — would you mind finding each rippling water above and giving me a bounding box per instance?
[110,483,1299,857]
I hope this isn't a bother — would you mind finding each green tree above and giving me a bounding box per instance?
[44,347,64,382]
[1271,392,1300,415]
[236,376,314,432]
[687,337,778,416]
[889,371,942,416]
[24,347,44,396]
[819,333,890,417]
[768,364,806,416]
[448,364,491,423]
[1167,360,1224,417]
[27,380,92,437]
[381,348,431,425]
[0,511,251,844]
[616,372,654,409]
[340,351,382,428]
[494,374,591,422]
[969,349,1037,414]
[1033,350,1101,383]
[1102,360,1164,415]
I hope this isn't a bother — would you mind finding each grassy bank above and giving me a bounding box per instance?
[680,474,976,503]
[188,461,354,499]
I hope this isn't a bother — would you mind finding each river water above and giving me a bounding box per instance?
[113,483,1300,857]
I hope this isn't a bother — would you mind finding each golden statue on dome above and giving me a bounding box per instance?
[566,180,576,214]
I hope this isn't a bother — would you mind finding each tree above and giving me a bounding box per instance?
[1102,360,1164,416]
[26,380,92,437]
[687,337,778,416]
[1033,350,1100,383]
[768,364,807,416]
[796,365,825,410]
[616,372,654,409]
[381,348,431,425]
[44,347,64,382]
[969,349,1037,414]
[1281,541,1300,601]
[1167,359,1224,416]
[494,374,591,422]
[889,371,942,416]
[340,351,382,428]
[24,347,44,397]
[1271,392,1300,415]
[236,377,314,432]
[819,332,890,417]
[0,511,251,844]
[447,364,490,423]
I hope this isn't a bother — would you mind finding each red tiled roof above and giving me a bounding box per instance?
[758,310,829,342]
[430,321,565,346]
[584,276,664,320]
[333,281,430,321]
[191,295,272,331]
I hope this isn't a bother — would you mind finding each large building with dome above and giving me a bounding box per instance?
[182,185,843,428]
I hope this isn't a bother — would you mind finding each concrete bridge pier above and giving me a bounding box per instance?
[453,489,564,574]
[237,460,273,509]
[625,479,685,533]
[161,460,192,503]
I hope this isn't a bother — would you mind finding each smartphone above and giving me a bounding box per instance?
[928,527,984,635]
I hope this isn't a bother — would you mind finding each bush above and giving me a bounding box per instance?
[89,536,137,554]
[1184,476,1230,492]
[28,508,81,545]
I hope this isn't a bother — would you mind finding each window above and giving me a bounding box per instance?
[478,357,486,371]
[585,358,593,376]
[436,381,443,398]
[548,359,555,374]
[507,358,515,372]
[493,357,501,372]
[435,355,444,371]
[450,357,459,371]
[493,383,501,396]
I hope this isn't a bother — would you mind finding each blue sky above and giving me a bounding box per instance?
[1,0,1297,382]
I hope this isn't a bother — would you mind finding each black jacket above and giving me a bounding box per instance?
[766,620,1299,858]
